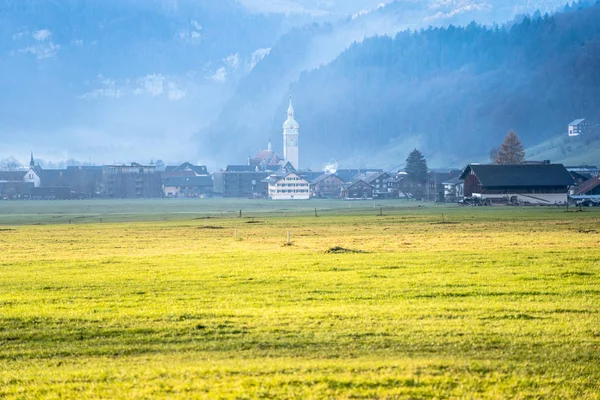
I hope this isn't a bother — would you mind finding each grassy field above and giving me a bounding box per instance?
[1,200,599,398]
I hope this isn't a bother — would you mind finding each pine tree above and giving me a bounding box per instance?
[494,130,525,164]
[405,149,428,184]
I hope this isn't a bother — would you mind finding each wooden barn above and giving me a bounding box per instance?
[342,180,374,200]
[460,164,574,205]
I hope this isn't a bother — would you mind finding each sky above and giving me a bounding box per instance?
[0,0,571,168]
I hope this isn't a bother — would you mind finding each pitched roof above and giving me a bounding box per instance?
[345,179,374,189]
[162,176,213,187]
[166,162,208,175]
[442,177,463,185]
[310,173,344,185]
[460,164,575,187]
[569,119,586,126]
[0,171,26,181]
[575,176,600,195]
[264,172,307,185]
[335,169,383,183]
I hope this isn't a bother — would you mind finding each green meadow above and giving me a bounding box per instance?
[1,200,599,398]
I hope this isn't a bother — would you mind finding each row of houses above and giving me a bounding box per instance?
[0,156,213,200]
[2,154,599,204]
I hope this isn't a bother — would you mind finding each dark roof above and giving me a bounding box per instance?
[355,171,390,184]
[163,176,213,187]
[336,169,383,183]
[460,164,575,187]
[298,171,323,182]
[345,179,374,189]
[443,177,463,185]
[0,171,26,181]
[165,162,208,175]
[310,173,344,185]
[575,176,600,195]
[226,165,259,172]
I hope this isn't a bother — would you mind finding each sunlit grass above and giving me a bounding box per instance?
[1,203,599,398]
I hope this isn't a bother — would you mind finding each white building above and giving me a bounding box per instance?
[267,170,310,200]
[568,119,592,137]
[283,96,299,170]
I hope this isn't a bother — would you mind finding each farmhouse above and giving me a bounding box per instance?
[342,180,374,200]
[310,173,345,198]
[354,171,391,198]
[212,165,268,198]
[162,176,213,198]
[460,163,574,205]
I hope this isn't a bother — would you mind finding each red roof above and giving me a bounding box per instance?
[576,176,600,195]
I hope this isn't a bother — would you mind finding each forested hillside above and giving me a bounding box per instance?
[282,2,600,167]
[203,2,600,169]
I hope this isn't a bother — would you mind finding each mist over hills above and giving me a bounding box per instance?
[284,2,600,168]
[0,0,287,163]
[2,0,596,170]
[201,0,577,169]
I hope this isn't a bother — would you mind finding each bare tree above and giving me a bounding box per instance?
[0,157,22,171]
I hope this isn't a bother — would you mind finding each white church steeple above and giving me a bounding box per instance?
[283,94,299,170]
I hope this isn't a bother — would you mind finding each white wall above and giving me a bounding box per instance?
[474,192,568,205]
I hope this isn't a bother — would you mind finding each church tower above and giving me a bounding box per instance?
[283,95,299,170]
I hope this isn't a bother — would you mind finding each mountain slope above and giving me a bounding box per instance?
[281,2,600,168]
[200,0,572,168]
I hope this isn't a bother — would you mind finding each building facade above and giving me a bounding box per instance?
[310,173,345,198]
[103,163,162,198]
[212,166,268,198]
[267,172,310,200]
[343,180,374,199]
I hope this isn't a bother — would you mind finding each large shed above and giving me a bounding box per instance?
[460,164,574,205]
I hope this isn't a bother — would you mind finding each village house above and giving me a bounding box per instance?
[263,162,310,200]
[342,180,374,200]
[460,163,574,205]
[103,163,162,198]
[266,172,310,200]
[442,177,464,203]
[162,176,213,198]
[426,169,463,202]
[310,173,345,198]
[0,171,33,199]
[354,171,391,198]
[335,169,383,184]
[212,165,269,198]
[568,119,593,137]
